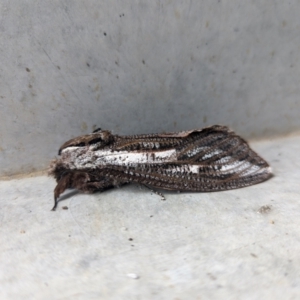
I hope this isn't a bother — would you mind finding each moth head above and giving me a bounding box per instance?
[58,129,113,155]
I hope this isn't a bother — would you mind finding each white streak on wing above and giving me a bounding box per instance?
[242,164,271,176]
[241,163,260,176]
[68,148,177,169]
[220,160,269,177]
[62,146,272,177]
[185,146,209,157]
[202,149,222,160]
[96,149,176,165]
[216,156,231,164]
[61,146,80,153]
[220,160,244,172]
[189,165,199,173]
[164,164,199,174]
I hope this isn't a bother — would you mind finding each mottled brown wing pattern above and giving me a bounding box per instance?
[49,125,272,210]
[103,127,271,192]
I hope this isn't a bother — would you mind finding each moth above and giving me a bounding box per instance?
[49,125,272,210]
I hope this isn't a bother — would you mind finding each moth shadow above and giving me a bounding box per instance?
[56,189,79,205]
[134,183,183,200]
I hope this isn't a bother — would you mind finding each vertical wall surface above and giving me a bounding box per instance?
[0,1,300,176]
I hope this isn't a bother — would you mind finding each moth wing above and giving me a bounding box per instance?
[126,127,272,192]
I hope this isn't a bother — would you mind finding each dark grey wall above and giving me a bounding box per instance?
[1,1,300,176]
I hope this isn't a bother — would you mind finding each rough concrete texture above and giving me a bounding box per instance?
[0,133,299,299]
[1,1,300,176]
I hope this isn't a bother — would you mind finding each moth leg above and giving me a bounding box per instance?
[52,196,58,211]
[52,174,73,211]
[141,184,166,201]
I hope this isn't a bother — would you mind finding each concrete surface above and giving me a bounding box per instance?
[1,1,300,176]
[1,133,299,299]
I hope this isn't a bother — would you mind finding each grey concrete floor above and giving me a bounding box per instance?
[1,134,300,300]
